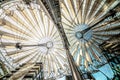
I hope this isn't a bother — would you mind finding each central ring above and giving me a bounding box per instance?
[46,41,53,48]
[39,37,54,53]
[75,32,82,39]
[74,24,92,41]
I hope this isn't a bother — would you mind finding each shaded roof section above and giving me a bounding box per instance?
[60,0,120,73]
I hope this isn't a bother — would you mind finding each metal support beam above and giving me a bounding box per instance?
[66,49,83,80]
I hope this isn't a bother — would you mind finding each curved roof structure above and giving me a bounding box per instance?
[0,0,120,80]
[60,0,120,79]
[0,1,70,79]
[60,0,120,68]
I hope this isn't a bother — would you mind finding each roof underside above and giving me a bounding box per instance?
[0,0,120,80]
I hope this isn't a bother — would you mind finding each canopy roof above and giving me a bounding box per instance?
[0,1,70,79]
[0,0,120,80]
